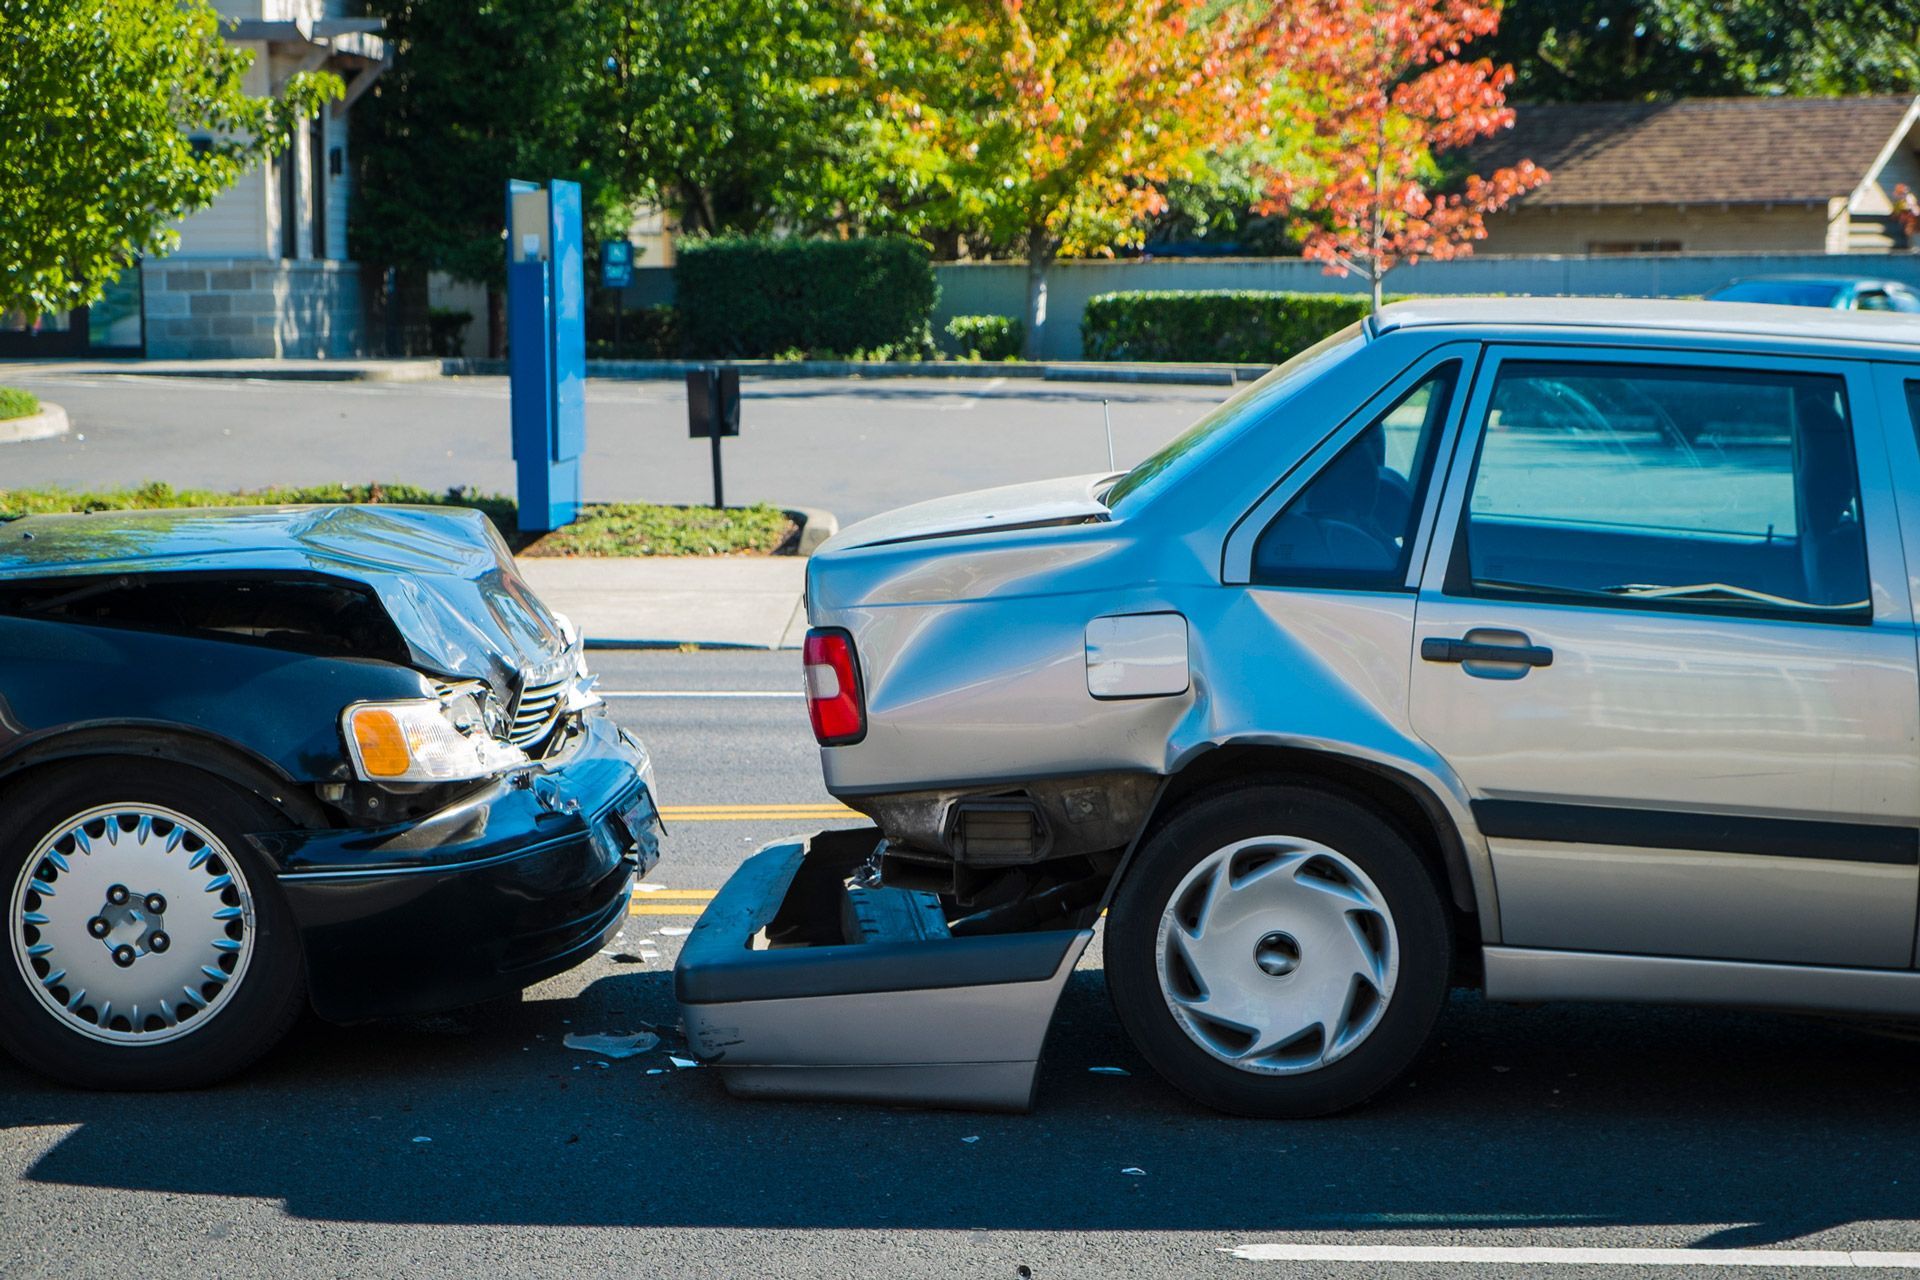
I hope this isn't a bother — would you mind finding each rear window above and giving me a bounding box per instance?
[1103,322,1366,511]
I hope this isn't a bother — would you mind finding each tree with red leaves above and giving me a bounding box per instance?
[1257,0,1548,310]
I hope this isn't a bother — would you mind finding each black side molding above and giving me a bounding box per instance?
[1473,799,1919,866]
[1422,637,1553,667]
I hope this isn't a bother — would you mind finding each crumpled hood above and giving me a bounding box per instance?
[0,505,567,686]
[820,473,1114,552]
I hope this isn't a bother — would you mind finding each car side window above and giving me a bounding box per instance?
[1449,361,1869,621]
[1250,363,1457,589]
[1858,290,1895,312]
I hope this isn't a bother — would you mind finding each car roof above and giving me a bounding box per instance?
[1371,295,1920,353]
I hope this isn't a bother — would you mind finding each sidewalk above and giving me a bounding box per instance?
[4,354,1268,386]
[515,555,808,649]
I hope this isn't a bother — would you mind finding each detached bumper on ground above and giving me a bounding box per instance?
[674,828,1092,1112]
[256,715,659,1022]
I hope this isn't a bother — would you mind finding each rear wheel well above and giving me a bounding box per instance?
[1139,745,1482,973]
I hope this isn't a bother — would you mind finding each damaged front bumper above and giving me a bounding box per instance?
[674,828,1092,1112]
[254,714,659,1022]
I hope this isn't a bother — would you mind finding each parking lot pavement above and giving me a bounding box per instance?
[7,650,1920,1278]
[0,371,1231,524]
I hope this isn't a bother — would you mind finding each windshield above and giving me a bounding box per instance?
[1709,281,1844,308]
[1103,321,1367,510]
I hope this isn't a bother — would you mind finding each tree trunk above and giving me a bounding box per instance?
[487,285,505,359]
[1023,231,1058,361]
[1371,269,1383,314]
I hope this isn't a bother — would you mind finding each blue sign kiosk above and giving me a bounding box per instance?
[506,178,586,532]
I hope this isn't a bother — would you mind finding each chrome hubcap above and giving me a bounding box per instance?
[1154,836,1397,1075]
[9,804,255,1045]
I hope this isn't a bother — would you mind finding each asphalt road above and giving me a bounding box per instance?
[0,372,1233,525]
[6,651,1920,1278]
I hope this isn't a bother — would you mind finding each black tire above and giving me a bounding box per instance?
[1107,782,1452,1117]
[0,759,306,1089]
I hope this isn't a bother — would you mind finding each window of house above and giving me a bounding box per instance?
[277,147,297,260]
[310,118,327,260]
[1588,240,1684,255]
[1450,362,1868,620]
[1250,363,1458,588]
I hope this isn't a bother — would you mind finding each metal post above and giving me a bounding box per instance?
[710,425,725,509]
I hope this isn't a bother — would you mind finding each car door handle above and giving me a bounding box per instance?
[1421,636,1554,668]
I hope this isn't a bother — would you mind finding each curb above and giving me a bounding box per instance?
[1042,364,1235,386]
[0,402,69,443]
[445,357,1268,386]
[128,362,447,383]
[787,506,839,556]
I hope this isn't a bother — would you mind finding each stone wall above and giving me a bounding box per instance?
[142,258,365,359]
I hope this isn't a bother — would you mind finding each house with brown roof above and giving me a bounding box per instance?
[1472,96,1920,256]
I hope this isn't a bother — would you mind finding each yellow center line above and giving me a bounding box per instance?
[627,903,708,916]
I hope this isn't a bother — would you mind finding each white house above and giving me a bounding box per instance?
[133,0,390,358]
[0,1,388,358]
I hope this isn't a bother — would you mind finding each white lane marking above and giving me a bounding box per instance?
[934,375,1007,411]
[1224,1244,1920,1267]
[600,690,802,699]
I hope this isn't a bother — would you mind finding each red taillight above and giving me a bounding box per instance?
[803,627,866,745]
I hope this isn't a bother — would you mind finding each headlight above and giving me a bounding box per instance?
[342,699,528,782]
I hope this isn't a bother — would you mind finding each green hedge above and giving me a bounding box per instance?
[674,236,937,359]
[1081,290,1389,364]
[0,386,39,422]
[587,304,680,360]
[945,314,1023,361]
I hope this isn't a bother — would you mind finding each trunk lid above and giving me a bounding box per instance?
[820,473,1113,552]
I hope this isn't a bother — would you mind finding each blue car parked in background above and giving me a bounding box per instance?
[1707,274,1920,313]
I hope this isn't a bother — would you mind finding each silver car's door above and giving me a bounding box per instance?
[1409,344,1919,968]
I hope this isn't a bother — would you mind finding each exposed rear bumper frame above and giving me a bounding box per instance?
[674,828,1092,1112]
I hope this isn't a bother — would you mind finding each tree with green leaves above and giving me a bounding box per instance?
[1485,0,1920,101]
[350,0,627,352]
[1658,0,1920,95]
[863,0,1273,357]
[0,0,339,319]
[602,0,886,238]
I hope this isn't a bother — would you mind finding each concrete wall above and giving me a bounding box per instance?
[1478,205,1836,256]
[618,249,1920,360]
[142,259,363,359]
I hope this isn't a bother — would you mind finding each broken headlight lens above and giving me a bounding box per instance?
[342,699,528,782]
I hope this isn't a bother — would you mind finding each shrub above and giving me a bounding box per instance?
[674,236,937,359]
[945,314,1023,361]
[587,304,680,360]
[1081,290,1390,364]
[0,386,40,422]
[425,308,473,357]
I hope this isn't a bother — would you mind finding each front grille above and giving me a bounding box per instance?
[510,676,567,748]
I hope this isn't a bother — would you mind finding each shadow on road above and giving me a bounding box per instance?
[6,969,1918,1240]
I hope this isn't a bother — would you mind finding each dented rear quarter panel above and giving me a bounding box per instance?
[804,327,1497,931]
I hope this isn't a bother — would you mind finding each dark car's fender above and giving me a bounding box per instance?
[0,613,431,799]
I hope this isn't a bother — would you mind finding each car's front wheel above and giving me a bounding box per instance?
[1107,782,1452,1117]
[0,760,306,1089]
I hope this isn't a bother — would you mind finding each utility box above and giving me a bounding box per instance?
[506,178,586,532]
[686,365,741,439]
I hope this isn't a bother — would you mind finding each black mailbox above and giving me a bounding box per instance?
[687,365,740,439]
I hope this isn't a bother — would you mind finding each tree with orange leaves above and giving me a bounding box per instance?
[1257,0,1548,310]
[863,0,1271,356]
